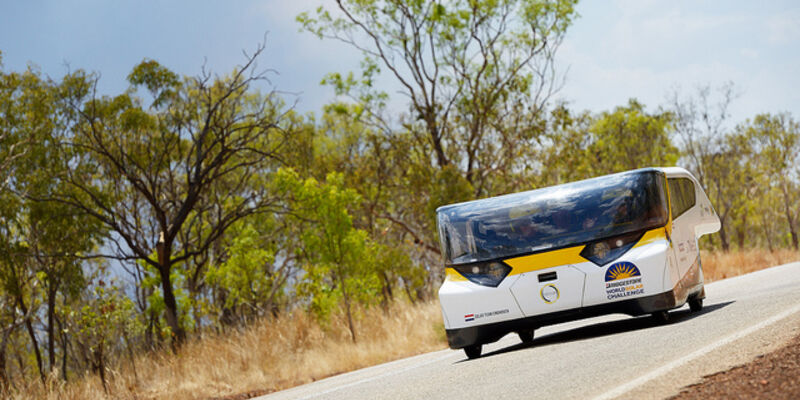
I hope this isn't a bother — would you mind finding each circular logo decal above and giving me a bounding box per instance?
[605,261,641,282]
[540,284,560,304]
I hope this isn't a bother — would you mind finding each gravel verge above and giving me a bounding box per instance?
[671,329,800,399]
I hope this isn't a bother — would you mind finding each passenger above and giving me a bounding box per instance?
[582,212,598,230]
[513,218,539,246]
[517,219,538,238]
[613,199,631,226]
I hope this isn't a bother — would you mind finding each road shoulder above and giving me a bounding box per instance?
[621,309,800,399]
[670,325,800,398]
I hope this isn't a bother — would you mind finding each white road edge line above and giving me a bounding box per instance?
[296,351,458,400]
[593,302,800,400]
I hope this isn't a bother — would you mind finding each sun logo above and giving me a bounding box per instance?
[605,261,641,282]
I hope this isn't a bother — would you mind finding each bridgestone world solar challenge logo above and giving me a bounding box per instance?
[604,261,644,300]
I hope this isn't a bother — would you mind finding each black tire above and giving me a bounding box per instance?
[689,297,703,312]
[652,310,670,323]
[464,344,482,359]
[518,329,535,344]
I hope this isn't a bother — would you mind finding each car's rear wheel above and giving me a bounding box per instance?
[517,329,535,344]
[651,310,670,323]
[689,297,703,312]
[464,344,482,359]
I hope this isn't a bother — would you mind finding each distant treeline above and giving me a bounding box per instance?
[0,0,798,394]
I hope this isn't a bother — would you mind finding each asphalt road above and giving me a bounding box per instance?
[259,262,800,400]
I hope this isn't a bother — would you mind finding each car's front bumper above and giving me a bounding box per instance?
[445,288,686,349]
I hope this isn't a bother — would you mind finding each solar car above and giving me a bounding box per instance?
[436,167,720,359]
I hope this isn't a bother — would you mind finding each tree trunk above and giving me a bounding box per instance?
[338,274,357,343]
[763,220,775,253]
[380,271,393,312]
[47,282,56,374]
[0,346,6,393]
[56,314,67,381]
[93,345,108,394]
[158,264,185,347]
[17,297,45,383]
[737,212,747,249]
[779,183,799,250]
[787,215,799,251]
[402,280,417,305]
[123,332,138,384]
[0,325,11,392]
[718,221,730,252]
[145,309,155,349]
[423,114,449,168]
[156,240,185,347]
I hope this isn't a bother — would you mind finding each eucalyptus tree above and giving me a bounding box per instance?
[742,113,800,250]
[71,278,138,393]
[723,131,761,249]
[300,0,577,175]
[46,45,291,345]
[0,53,32,194]
[311,103,433,300]
[205,213,300,327]
[0,61,34,384]
[668,83,738,250]
[0,61,107,383]
[276,168,388,342]
[298,0,579,275]
[668,83,736,190]
[0,216,38,386]
[543,99,678,183]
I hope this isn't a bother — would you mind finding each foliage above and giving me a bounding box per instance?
[739,113,800,250]
[298,0,579,273]
[544,99,679,183]
[72,277,140,393]
[41,44,291,345]
[276,168,385,341]
[205,214,294,325]
[1,4,800,396]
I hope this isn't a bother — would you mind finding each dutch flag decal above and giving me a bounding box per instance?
[464,314,475,322]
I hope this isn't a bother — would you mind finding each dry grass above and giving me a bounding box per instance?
[13,301,447,400]
[700,248,800,282]
[14,249,800,400]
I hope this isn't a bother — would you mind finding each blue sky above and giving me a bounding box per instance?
[1,0,798,124]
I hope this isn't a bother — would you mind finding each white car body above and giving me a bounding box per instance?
[436,168,720,358]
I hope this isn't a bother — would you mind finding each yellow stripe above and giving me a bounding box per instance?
[503,245,587,274]
[446,227,667,281]
[633,227,667,248]
[445,267,467,281]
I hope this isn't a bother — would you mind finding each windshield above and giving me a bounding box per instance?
[437,170,668,265]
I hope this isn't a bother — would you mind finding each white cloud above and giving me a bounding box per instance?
[739,48,759,59]
[555,1,800,120]
[766,12,800,45]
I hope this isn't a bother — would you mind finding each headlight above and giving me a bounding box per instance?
[580,230,644,266]
[453,261,512,287]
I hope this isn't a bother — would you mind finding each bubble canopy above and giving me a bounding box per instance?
[436,169,669,265]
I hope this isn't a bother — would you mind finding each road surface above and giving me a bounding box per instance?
[259,262,800,400]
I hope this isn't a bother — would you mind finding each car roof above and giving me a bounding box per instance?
[435,167,672,214]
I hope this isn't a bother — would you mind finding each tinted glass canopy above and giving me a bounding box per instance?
[437,169,669,265]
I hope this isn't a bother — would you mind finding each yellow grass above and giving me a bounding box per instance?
[14,301,447,400]
[14,249,799,400]
[700,248,800,282]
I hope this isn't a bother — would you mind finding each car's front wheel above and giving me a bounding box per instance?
[689,297,703,312]
[464,344,482,359]
[517,329,535,344]
[652,310,670,323]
